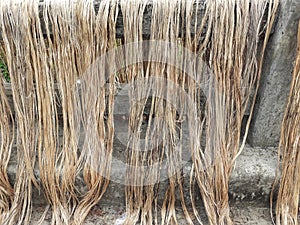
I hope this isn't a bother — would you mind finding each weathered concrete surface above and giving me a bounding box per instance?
[229,146,278,201]
[13,144,278,224]
[30,201,279,225]
[248,0,300,147]
[8,144,278,206]
[29,201,280,225]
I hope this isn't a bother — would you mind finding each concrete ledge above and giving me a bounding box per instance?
[29,201,279,224]
[7,143,278,206]
[6,143,279,224]
[229,145,277,201]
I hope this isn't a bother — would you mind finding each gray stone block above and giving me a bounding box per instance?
[248,0,300,147]
[8,143,277,206]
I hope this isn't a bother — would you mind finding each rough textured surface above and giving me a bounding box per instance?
[8,144,278,205]
[248,0,300,147]
[229,146,278,201]
[6,141,280,224]
[29,201,280,224]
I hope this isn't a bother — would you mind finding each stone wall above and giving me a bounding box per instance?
[248,0,300,147]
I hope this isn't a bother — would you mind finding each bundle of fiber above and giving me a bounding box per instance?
[0,2,39,224]
[120,0,278,224]
[0,71,14,224]
[121,1,190,224]
[186,1,278,224]
[0,0,118,224]
[0,0,279,224]
[272,21,300,225]
[72,1,117,224]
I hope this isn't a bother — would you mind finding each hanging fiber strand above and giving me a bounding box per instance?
[73,0,117,224]
[0,71,14,224]
[0,0,279,224]
[121,1,193,224]
[0,0,118,224]
[185,0,278,224]
[0,1,39,224]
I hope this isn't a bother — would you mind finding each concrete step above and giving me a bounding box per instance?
[7,144,278,205]
[29,201,279,225]
[5,123,280,224]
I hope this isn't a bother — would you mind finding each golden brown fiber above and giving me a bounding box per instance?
[0,0,278,224]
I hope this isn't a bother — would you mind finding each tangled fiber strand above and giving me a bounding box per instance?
[38,0,117,224]
[186,0,278,224]
[0,0,279,224]
[37,1,81,223]
[0,73,14,224]
[121,1,193,224]
[72,0,118,224]
[148,2,192,225]
[1,0,118,224]
[120,1,149,224]
[272,21,300,225]
[0,1,40,224]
